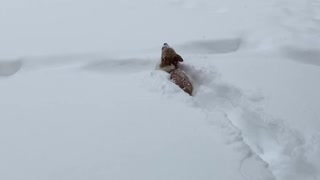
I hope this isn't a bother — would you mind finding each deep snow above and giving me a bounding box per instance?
[1,0,320,180]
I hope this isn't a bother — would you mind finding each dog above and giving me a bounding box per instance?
[159,43,184,71]
[158,43,193,96]
[169,68,193,96]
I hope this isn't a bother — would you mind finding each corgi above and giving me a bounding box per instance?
[159,43,184,71]
[158,43,193,96]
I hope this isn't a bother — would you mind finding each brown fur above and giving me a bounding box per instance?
[160,45,183,69]
[170,69,193,96]
[158,43,193,96]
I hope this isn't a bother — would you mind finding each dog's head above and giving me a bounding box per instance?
[159,43,183,72]
[162,43,170,50]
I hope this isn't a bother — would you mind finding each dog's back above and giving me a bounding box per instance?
[169,68,193,96]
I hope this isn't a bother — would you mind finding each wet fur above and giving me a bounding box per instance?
[169,68,193,96]
[158,43,193,96]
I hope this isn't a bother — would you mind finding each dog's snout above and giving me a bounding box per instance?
[162,43,169,50]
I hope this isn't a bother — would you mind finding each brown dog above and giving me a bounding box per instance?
[169,68,193,96]
[158,43,193,96]
[160,43,184,70]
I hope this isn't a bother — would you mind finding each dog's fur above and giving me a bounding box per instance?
[158,43,193,96]
[160,43,184,70]
[169,68,193,96]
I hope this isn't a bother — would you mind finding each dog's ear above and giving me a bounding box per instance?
[174,54,184,62]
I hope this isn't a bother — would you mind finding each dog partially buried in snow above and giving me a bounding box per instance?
[157,43,193,96]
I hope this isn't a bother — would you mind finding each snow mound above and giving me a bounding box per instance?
[177,38,243,55]
[282,47,320,67]
[0,56,276,180]
[0,59,22,76]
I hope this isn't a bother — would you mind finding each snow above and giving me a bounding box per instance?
[0,60,275,180]
[1,0,320,180]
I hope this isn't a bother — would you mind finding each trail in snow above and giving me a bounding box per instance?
[1,0,320,179]
[80,43,320,180]
[0,56,276,180]
[178,52,320,180]
[180,55,320,180]
[1,37,319,180]
[1,35,319,180]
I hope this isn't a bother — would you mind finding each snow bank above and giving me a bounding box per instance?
[0,59,22,76]
[0,58,275,180]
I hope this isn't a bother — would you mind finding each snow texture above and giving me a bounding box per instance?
[0,0,320,180]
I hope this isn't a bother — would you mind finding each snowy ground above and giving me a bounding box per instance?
[1,0,320,180]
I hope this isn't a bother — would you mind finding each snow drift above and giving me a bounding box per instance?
[1,0,320,180]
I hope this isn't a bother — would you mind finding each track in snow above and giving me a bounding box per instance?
[1,38,318,180]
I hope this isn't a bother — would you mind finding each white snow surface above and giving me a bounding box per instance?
[1,0,320,180]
